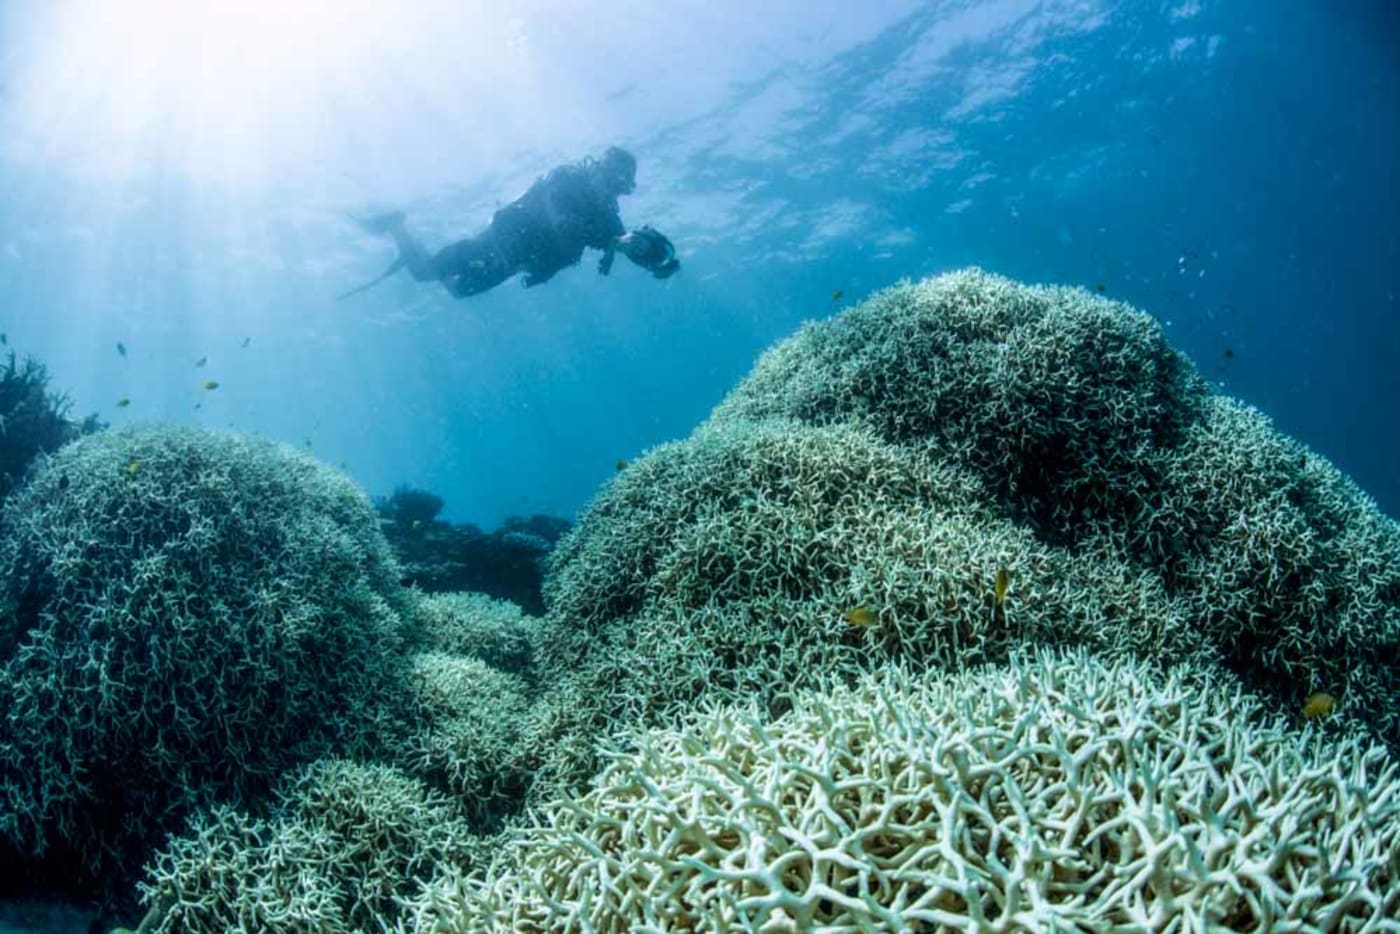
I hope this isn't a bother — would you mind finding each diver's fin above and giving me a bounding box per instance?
[349,210,407,236]
[336,256,405,301]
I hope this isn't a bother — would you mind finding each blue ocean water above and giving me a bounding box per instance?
[0,0,1394,529]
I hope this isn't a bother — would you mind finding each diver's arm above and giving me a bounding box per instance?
[596,199,626,276]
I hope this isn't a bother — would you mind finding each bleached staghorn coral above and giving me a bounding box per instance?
[411,649,1400,932]
[0,425,412,881]
[707,268,1207,543]
[544,419,990,632]
[135,759,484,933]
[396,594,543,827]
[525,417,1201,803]
[401,651,533,826]
[575,267,1400,743]
[412,591,539,675]
[1148,396,1400,733]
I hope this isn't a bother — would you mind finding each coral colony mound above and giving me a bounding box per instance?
[0,427,415,894]
[0,270,1396,932]
[525,269,1400,801]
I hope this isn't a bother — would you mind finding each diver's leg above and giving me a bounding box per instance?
[352,210,406,235]
[432,237,514,297]
[353,212,440,282]
[387,228,441,282]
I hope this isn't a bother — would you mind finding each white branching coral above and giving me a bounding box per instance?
[545,267,1400,753]
[414,649,1400,932]
[413,591,538,674]
[0,425,412,875]
[527,417,1204,801]
[136,759,483,933]
[401,651,533,824]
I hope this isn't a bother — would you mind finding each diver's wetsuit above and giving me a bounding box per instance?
[391,163,626,298]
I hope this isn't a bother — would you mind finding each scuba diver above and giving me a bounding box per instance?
[341,146,680,300]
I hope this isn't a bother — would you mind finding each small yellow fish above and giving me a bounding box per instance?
[831,290,844,301]
[125,461,140,475]
[616,458,631,472]
[1302,692,1335,721]
[115,397,131,408]
[843,606,877,627]
[201,380,219,391]
[994,567,1011,607]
